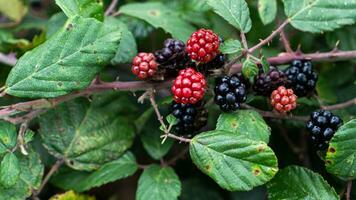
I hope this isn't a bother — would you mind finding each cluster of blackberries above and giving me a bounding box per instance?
[253,66,287,96]
[171,102,208,135]
[306,110,343,150]
[285,60,318,97]
[214,74,247,112]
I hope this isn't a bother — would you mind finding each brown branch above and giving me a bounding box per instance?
[240,32,248,50]
[346,180,352,200]
[0,52,17,66]
[322,98,356,110]
[33,159,64,198]
[241,104,309,121]
[105,0,119,16]
[280,29,293,53]
[160,133,191,143]
[229,50,356,74]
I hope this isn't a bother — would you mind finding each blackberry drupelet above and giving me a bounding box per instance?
[171,102,208,135]
[285,60,318,97]
[253,66,287,96]
[214,75,247,112]
[306,110,343,150]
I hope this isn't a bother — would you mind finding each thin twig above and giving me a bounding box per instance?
[160,133,191,143]
[241,104,309,121]
[280,29,293,53]
[322,98,356,110]
[240,32,248,50]
[346,180,352,200]
[104,0,119,16]
[33,159,64,198]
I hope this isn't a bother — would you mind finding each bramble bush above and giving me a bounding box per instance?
[0,0,355,199]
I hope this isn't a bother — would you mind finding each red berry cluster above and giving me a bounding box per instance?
[131,53,158,80]
[271,86,297,113]
[186,29,220,63]
[171,68,206,104]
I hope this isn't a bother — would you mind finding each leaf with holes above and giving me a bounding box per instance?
[51,151,138,192]
[216,110,271,143]
[0,153,20,188]
[39,93,135,171]
[206,0,252,33]
[136,164,181,200]
[258,0,277,25]
[55,0,104,21]
[283,0,356,33]
[267,166,338,200]
[5,16,121,98]
[325,119,356,178]
[190,131,278,191]
[0,150,44,199]
[119,2,195,41]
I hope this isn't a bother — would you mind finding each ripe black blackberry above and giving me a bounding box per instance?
[197,53,226,75]
[306,110,343,150]
[214,75,247,112]
[253,66,287,96]
[170,102,207,135]
[154,39,191,73]
[285,60,318,97]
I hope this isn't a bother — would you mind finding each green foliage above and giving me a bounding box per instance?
[0,153,20,188]
[216,110,271,142]
[0,121,17,154]
[220,39,242,55]
[258,0,277,25]
[326,119,356,178]
[267,166,338,200]
[283,0,356,33]
[55,0,104,21]
[39,93,135,171]
[242,58,259,79]
[5,16,121,98]
[51,152,138,192]
[50,190,95,200]
[136,164,181,200]
[119,2,195,41]
[207,0,252,33]
[190,131,278,191]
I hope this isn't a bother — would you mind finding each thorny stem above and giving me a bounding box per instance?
[33,159,64,198]
[241,104,309,121]
[240,31,249,50]
[346,180,352,200]
[322,98,356,111]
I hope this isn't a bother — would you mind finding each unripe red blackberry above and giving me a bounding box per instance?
[131,52,158,80]
[186,29,220,63]
[171,101,208,135]
[271,86,297,113]
[306,110,343,150]
[253,66,287,96]
[171,68,206,104]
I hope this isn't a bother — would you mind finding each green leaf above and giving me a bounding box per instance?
[0,150,44,200]
[242,58,258,79]
[5,16,121,98]
[206,0,252,33]
[50,190,95,200]
[119,2,195,41]
[141,130,174,160]
[39,94,135,171]
[0,121,17,154]
[166,114,179,126]
[258,0,277,25]
[326,119,356,178]
[106,17,137,65]
[136,164,181,200]
[0,153,20,188]
[267,166,338,200]
[219,39,242,55]
[0,0,28,22]
[261,56,270,74]
[283,0,356,33]
[46,12,67,39]
[52,152,138,192]
[326,25,356,51]
[55,0,104,21]
[216,110,271,143]
[190,131,278,191]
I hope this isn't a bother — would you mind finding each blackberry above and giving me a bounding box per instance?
[253,66,287,96]
[214,75,247,112]
[171,102,208,135]
[197,53,226,75]
[154,39,191,73]
[306,110,343,150]
[285,60,318,97]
